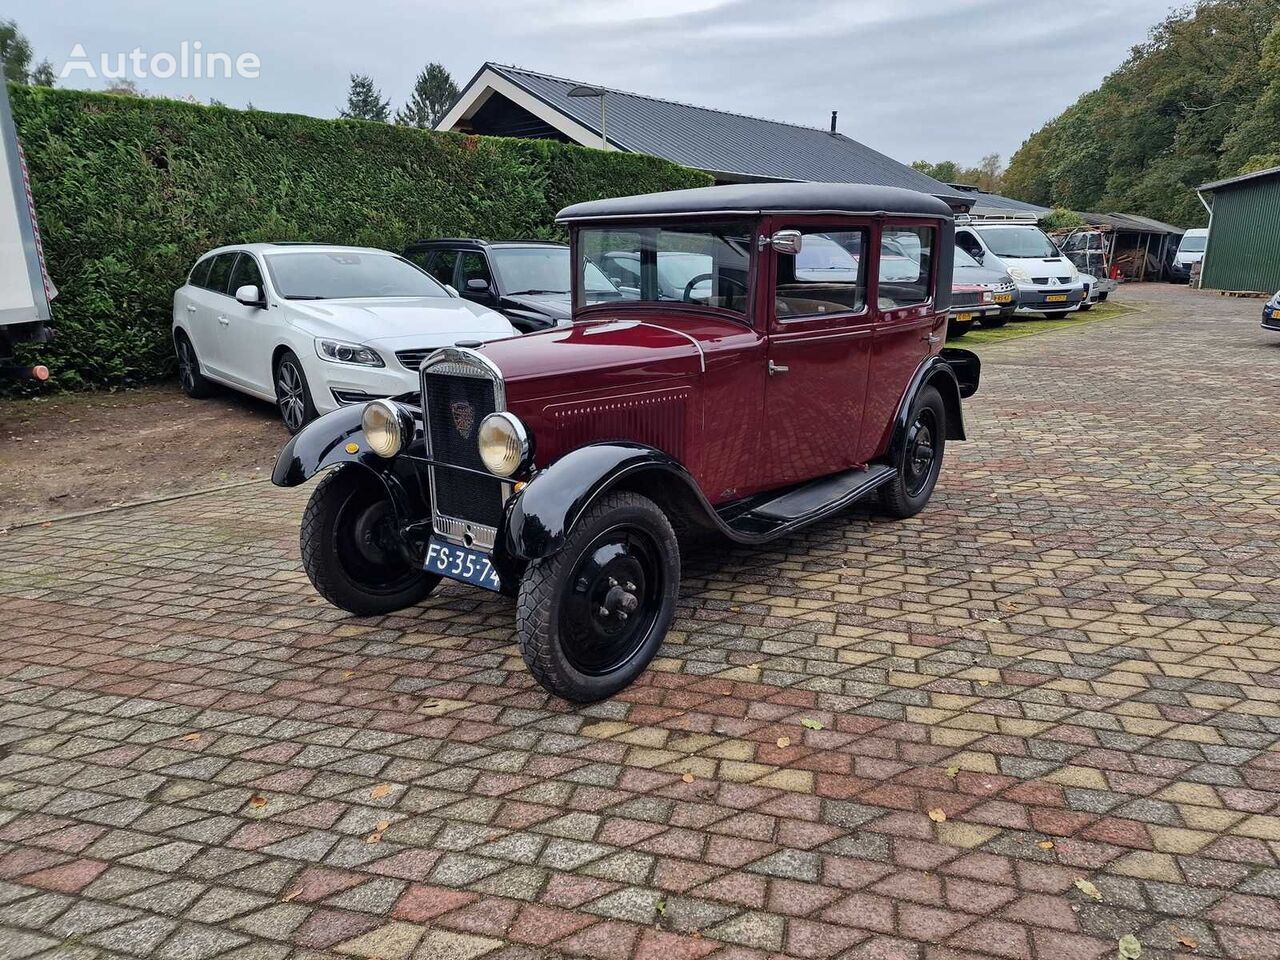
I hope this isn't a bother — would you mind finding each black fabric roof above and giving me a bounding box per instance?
[557,182,954,222]
[483,64,967,205]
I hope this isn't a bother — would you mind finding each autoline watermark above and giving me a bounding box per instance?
[60,42,261,81]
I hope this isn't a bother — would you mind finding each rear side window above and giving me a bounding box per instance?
[204,253,237,294]
[879,226,934,309]
[776,228,868,318]
[228,253,264,293]
[189,258,214,287]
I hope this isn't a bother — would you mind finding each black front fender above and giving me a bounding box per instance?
[889,350,981,465]
[505,443,711,562]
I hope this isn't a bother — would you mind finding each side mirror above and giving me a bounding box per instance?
[235,284,264,307]
[770,229,803,255]
[466,278,491,293]
[444,284,459,297]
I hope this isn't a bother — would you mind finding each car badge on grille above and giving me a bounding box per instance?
[451,401,476,439]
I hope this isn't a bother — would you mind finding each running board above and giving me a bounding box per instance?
[720,464,896,538]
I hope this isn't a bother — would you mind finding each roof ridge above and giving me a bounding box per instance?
[488,61,839,136]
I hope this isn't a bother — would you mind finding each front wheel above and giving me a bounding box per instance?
[981,315,1009,329]
[1042,310,1072,319]
[517,491,680,702]
[275,350,318,435]
[880,385,946,519]
[300,466,440,615]
[1078,301,1094,312]
[947,320,974,337]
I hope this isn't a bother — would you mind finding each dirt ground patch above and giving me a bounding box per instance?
[0,383,285,529]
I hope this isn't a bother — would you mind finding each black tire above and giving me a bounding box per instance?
[517,491,680,702]
[275,350,318,435]
[174,330,217,399]
[880,385,946,520]
[1042,310,1072,319]
[300,466,440,616]
[947,320,974,337]
[1078,301,1094,312]
[980,315,1009,329]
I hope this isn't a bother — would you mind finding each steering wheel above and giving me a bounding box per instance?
[681,273,748,304]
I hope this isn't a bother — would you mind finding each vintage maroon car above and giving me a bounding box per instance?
[273,182,980,701]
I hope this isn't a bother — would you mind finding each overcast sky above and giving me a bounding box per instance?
[10,0,1180,168]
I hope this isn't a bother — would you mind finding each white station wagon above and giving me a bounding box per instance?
[172,243,517,432]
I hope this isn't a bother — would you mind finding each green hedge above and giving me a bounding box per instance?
[8,84,711,389]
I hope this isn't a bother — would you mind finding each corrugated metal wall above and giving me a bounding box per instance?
[1202,176,1280,292]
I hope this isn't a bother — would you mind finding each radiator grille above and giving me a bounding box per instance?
[950,290,985,308]
[421,366,505,533]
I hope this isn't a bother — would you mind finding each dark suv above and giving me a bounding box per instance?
[404,239,623,333]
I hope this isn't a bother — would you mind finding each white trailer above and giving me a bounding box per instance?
[0,75,54,381]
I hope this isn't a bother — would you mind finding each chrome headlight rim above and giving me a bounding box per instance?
[477,411,531,478]
[361,399,411,459]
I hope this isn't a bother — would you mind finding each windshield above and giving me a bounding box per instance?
[265,251,448,300]
[1179,235,1207,253]
[491,245,617,297]
[975,226,1060,259]
[579,221,753,314]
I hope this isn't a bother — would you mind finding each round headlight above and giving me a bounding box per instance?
[361,400,408,458]
[477,412,529,477]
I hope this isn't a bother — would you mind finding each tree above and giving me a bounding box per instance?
[339,74,391,122]
[395,63,460,128]
[30,58,54,87]
[0,19,33,83]
[105,79,142,97]
[912,156,1003,193]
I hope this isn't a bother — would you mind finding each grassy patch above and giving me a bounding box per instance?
[950,301,1136,347]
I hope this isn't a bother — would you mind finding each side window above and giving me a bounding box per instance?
[955,230,983,259]
[425,250,458,286]
[459,252,493,288]
[189,257,214,288]
[228,253,264,294]
[878,226,934,310]
[204,253,237,294]
[775,228,868,318]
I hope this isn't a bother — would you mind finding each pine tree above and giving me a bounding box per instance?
[395,63,459,128]
[339,74,391,122]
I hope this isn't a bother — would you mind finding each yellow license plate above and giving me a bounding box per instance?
[954,313,972,322]
[994,293,1013,303]
[1045,294,1068,303]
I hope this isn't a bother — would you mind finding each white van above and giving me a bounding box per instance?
[955,219,1087,317]
[1170,228,1208,283]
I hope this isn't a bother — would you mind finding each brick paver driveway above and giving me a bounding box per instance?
[2,286,1278,960]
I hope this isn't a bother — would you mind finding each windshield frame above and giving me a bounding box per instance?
[572,217,757,325]
[263,250,451,301]
[974,225,1062,260]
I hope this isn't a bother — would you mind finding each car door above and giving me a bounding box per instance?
[198,252,238,379]
[860,223,939,463]
[220,252,274,395]
[761,223,874,488]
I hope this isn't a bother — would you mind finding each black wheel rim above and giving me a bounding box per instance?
[904,409,940,497]
[276,360,307,432]
[559,524,665,676]
[177,339,196,393]
[332,483,420,595]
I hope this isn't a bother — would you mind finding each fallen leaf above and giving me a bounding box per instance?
[1118,933,1142,959]
[342,670,355,679]
[978,679,991,687]
[1177,935,1198,950]
[655,897,667,917]
[800,718,824,731]
[281,887,303,903]
[179,733,201,743]
[776,736,792,748]
[370,783,393,800]
[249,795,268,808]
[376,820,390,831]
[682,772,695,783]
[365,831,382,844]
[1074,878,1102,902]
[946,766,960,778]
[1038,840,1055,850]
[927,808,947,823]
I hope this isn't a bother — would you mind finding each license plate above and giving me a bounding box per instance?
[1045,294,1068,303]
[994,293,1013,303]
[424,539,503,592]
[954,313,972,322]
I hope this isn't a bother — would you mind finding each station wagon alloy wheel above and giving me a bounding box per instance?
[173,331,216,399]
[274,351,317,435]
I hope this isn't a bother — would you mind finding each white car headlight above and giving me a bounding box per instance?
[477,412,530,477]
[1269,291,1280,308]
[361,400,409,458]
[316,338,384,367]
[1068,264,1080,281]
[1008,266,1032,282]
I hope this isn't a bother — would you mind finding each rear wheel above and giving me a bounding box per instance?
[174,331,217,398]
[300,466,440,615]
[517,491,680,702]
[275,350,318,435]
[880,386,946,519]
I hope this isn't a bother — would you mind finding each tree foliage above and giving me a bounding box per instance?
[339,73,391,122]
[7,83,711,390]
[0,19,33,83]
[912,154,1003,192]
[1004,0,1278,226]
[396,63,459,128]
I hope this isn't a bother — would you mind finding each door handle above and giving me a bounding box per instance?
[923,333,940,345]
[768,360,789,376]
[186,305,197,313]
[217,315,229,326]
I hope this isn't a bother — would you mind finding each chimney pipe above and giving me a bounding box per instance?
[830,110,838,133]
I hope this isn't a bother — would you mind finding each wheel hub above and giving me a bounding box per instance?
[561,531,661,675]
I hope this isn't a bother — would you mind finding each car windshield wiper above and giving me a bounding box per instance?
[284,295,327,300]
[508,289,568,296]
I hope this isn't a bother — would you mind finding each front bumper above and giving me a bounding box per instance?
[1016,286,1086,311]
[1263,306,1280,330]
[309,362,420,415]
